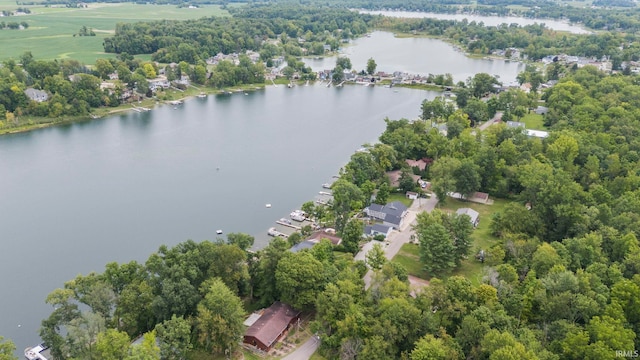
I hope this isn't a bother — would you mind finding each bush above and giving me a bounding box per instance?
[373,234,385,241]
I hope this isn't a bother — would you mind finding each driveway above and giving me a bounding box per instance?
[358,195,438,289]
[281,335,320,360]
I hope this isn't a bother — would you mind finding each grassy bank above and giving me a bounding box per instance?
[0,83,265,135]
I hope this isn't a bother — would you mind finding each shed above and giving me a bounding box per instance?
[456,208,480,228]
[406,191,419,200]
[243,302,301,352]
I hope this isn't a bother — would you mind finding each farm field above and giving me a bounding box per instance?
[0,1,229,63]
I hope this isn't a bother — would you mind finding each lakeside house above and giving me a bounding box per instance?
[289,229,342,253]
[24,88,49,102]
[364,201,408,230]
[243,302,301,352]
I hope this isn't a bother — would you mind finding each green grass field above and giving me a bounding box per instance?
[521,112,546,130]
[392,197,509,286]
[0,2,229,63]
[387,192,414,207]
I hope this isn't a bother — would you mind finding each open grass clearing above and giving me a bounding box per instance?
[521,112,546,130]
[387,192,414,207]
[0,3,229,62]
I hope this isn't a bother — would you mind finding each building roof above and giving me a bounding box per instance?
[456,208,480,224]
[383,201,408,217]
[244,302,300,348]
[526,129,549,138]
[289,240,317,253]
[366,202,407,224]
[306,230,342,246]
[365,224,393,235]
[405,159,427,171]
[506,121,525,128]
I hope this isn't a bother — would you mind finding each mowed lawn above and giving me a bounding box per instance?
[521,112,546,130]
[0,2,229,63]
[392,197,509,286]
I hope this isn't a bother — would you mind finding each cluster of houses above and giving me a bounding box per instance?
[540,54,612,73]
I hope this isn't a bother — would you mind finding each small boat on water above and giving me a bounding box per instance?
[265,203,272,208]
[197,92,207,98]
[216,230,223,235]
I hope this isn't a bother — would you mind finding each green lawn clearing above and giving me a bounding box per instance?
[521,112,546,130]
[387,192,414,207]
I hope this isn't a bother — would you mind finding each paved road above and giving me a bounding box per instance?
[358,195,439,289]
[478,111,503,131]
[281,335,320,360]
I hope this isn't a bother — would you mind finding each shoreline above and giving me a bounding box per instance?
[0,85,266,136]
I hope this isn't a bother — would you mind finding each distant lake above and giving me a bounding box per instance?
[304,31,525,84]
[360,10,591,34]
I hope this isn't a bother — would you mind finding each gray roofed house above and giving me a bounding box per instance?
[364,224,393,238]
[456,208,480,227]
[289,240,317,253]
[24,88,49,102]
[364,201,408,229]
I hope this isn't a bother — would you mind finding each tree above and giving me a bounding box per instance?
[196,278,245,354]
[276,251,327,310]
[226,232,254,251]
[376,182,390,204]
[341,219,364,254]
[129,331,161,360]
[336,56,352,70]
[331,179,363,232]
[0,337,16,360]
[366,58,377,75]
[399,170,416,192]
[155,315,192,360]
[417,222,455,276]
[430,157,461,204]
[96,329,131,360]
[411,334,460,360]
[468,73,500,98]
[366,243,387,270]
[453,159,481,199]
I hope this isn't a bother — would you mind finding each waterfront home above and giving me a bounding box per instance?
[24,88,49,102]
[243,302,301,352]
[364,201,408,230]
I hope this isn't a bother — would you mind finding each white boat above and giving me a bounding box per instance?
[265,203,272,208]
[290,210,306,222]
[216,230,223,235]
[25,344,51,360]
[322,183,331,189]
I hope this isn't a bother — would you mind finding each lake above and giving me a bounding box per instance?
[304,31,525,84]
[0,31,524,353]
[360,10,590,34]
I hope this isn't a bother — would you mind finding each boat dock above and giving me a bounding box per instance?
[253,178,338,247]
